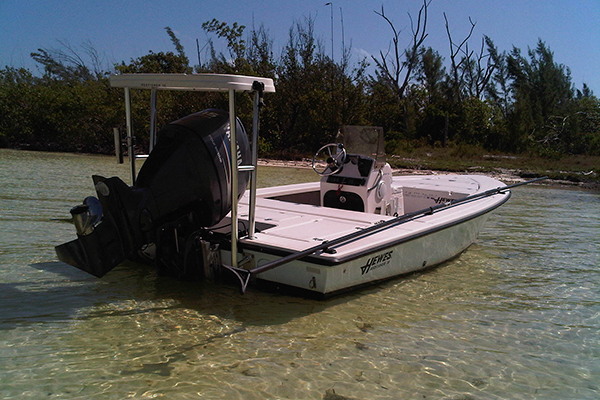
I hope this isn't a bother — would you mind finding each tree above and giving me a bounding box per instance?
[247,24,276,78]
[461,36,496,100]
[568,90,600,154]
[417,47,445,104]
[116,27,191,75]
[201,19,249,74]
[443,13,475,101]
[273,16,329,152]
[485,40,511,116]
[371,1,429,101]
[5,18,599,158]
[165,26,187,61]
[115,51,191,74]
[506,40,575,153]
[0,65,121,152]
[30,40,108,81]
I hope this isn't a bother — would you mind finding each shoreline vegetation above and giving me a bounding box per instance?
[1,3,598,189]
[258,151,599,189]
[3,146,597,189]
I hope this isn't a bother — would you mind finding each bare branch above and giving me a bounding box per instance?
[400,0,429,92]
[371,0,429,99]
[373,6,403,86]
[444,13,480,100]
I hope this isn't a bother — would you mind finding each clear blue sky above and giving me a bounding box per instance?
[1,0,599,94]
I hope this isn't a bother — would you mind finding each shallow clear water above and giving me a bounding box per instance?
[1,149,599,399]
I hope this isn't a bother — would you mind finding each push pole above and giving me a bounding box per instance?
[149,88,158,152]
[229,88,239,268]
[124,87,136,185]
[248,82,264,239]
[245,176,548,276]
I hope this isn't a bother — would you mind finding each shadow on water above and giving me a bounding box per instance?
[0,272,95,330]
[1,261,139,330]
[2,260,366,379]
[1,259,355,332]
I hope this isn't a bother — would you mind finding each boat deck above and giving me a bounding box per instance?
[234,175,508,265]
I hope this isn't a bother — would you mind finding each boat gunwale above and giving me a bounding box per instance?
[238,189,511,267]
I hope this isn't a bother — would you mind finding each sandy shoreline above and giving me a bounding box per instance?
[257,158,598,189]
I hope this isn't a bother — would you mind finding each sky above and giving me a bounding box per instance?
[1,0,599,94]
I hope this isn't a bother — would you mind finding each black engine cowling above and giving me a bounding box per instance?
[55,109,250,277]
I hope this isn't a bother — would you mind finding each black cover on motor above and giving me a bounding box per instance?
[136,108,251,228]
[55,109,251,277]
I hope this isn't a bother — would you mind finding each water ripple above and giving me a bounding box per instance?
[1,150,599,399]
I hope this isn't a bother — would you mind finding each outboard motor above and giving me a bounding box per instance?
[56,109,251,278]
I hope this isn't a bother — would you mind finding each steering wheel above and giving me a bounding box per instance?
[312,143,346,176]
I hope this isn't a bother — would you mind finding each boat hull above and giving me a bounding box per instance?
[221,185,505,297]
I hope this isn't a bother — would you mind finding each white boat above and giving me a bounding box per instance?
[55,73,540,298]
[232,173,509,297]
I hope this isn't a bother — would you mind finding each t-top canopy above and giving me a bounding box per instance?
[110,73,275,269]
[110,73,276,93]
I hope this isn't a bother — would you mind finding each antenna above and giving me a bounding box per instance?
[326,2,335,136]
[326,2,334,61]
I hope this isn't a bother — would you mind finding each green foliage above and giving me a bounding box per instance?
[165,26,187,60]
[417,47,445,104]
[1,14,599,160]
[0,67,121,152]
[202,19,246,61]
[116,51,191,74]
[504,40,577,154]
[454,97,495,145]
[272,17,329,151]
